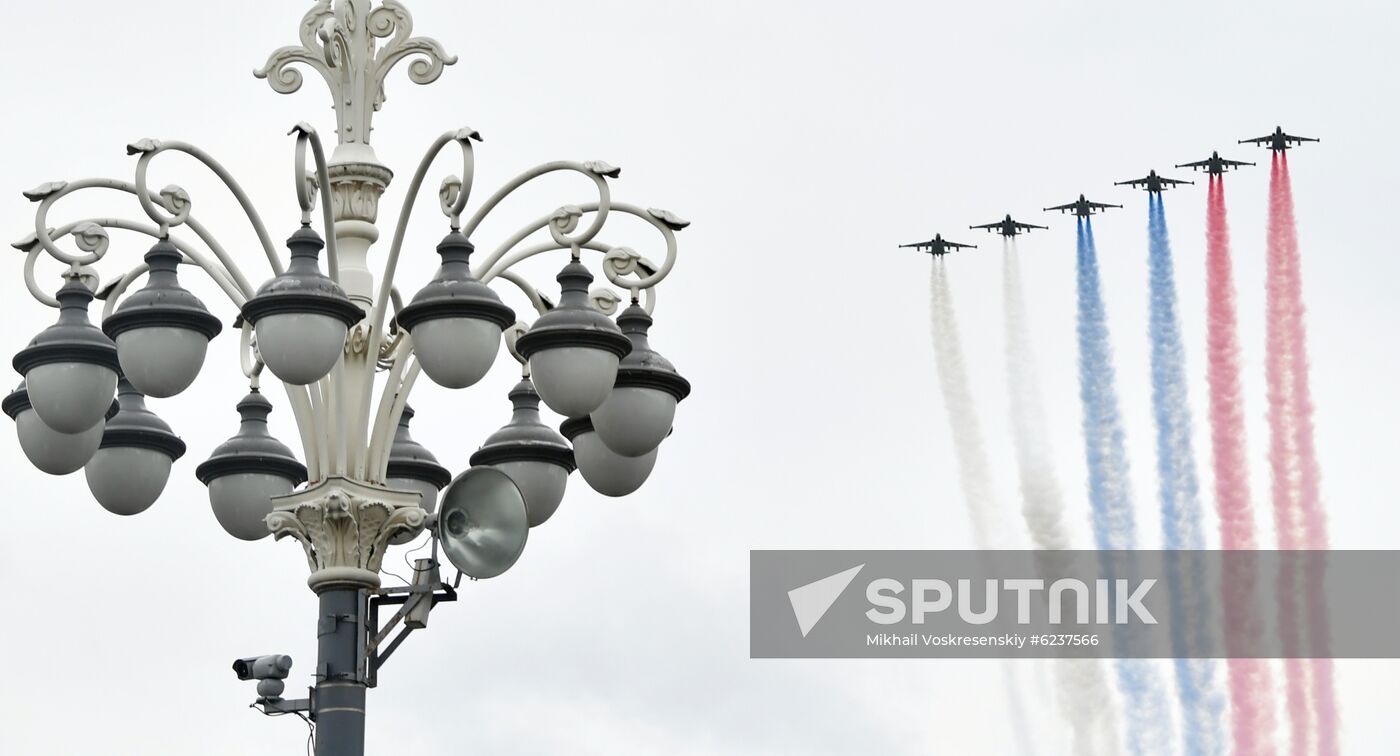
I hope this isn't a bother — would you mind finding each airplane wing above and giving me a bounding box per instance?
[898,240,932,249]
[1088,200,1121,210]
[1176,159,1209,169]
[1221,158,1254,168]
[1114,178,1147,187]
[1043,202,1076,212]
[1284,133,1320,144]
[1161,177,1194,186]
[1015,222,1048,231]
[1238,135,1270,145]
[948,241,977,250]
[970,222,999,230]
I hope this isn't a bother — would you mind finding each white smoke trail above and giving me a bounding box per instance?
[928,258,1044,754]
[928,257,1004,548]
[930,256,1115,755]
[1001,240,1122,756]
[1002,239,1071,551]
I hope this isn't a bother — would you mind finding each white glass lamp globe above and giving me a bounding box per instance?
[240,226,363,387]
[209,473,296,541]
[195,391,308,542]
[13,277,120,434]
[84,380,185,516]
[562,417,657,498]
[470,380,577,527]
[493,460,569,524]
[26,362,117,434]
[409,317,501,389]
[3,383,110,475]
[395,232,515,390]
[591,386,677,458]
[528,347,621,419]
[589,303,690,458]
[254,313,349,386]
[86,446,174,516]
[17,411,104,475]
[514,260,631,419]
[102,238,222,398]
[115,327,209,398]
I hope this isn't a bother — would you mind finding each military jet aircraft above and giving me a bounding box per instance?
[1239,126,1319,152]
[1176,151,1255,176]
[898,234,978,256]
[970,214,1048,237]
[1115,170,1193,194]
[1044,194,1122,217]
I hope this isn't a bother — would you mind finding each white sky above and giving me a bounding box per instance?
[1,1,1397,754]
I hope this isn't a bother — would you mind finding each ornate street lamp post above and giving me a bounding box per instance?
[7,2,690,754]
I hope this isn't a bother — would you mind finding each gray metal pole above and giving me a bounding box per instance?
[314,588,367,756]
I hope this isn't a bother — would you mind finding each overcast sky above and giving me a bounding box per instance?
[1,1,1397,754]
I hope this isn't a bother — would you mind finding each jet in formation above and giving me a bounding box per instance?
[1239,126,1319,152]
[898,234,978,256]
[1044,194,1122,217]
[970,214,1047,237]
[1115,170,1193,194]
[1176,151,1255,176]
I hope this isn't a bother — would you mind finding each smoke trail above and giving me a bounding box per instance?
[1074,220,1173,756]
[928,257,1003,548]
[928,258,1041,755]
[1146,195,1226,756]
[1206,176,1277,756]
[1002,239,1120,755]
[1002,239,1071,551]
[1075,222,1136,551]
[1266,153,1338,756]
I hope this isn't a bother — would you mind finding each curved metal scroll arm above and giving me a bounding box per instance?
[477,201,685,295]
[290,123,343,282]
[127,139,283,278]
[24,179,254,305]
[460,160,616,250]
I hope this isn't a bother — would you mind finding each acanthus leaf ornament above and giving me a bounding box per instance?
[584,160,622,179]
[254,0,458,146]
[647,207,690,230]
[266,477,426,588]
[11,231,48,253]
[125,138,161,156]
[22,182,68,202]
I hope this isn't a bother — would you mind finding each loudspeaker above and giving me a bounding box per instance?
[436,466,529,579]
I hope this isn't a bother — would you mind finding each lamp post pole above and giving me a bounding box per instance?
[8,3,693,754]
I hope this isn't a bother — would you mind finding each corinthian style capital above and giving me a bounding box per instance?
[254,0,457,146]
[327,161,395,224]
[266,477,427,591]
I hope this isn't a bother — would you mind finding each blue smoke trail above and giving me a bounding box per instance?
[1146,196,1225,756]
[1076,218,1172,755]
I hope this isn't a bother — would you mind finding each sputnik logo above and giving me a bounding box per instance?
[787,564,865,637]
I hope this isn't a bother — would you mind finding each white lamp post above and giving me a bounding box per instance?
[7,2,690,754]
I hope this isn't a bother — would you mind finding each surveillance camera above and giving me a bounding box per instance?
[232,655,293,682]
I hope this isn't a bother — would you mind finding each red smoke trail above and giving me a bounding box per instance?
[1207,176,1275,755]
[1275,153,1339,756]
[1267,153,1337,756]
